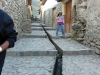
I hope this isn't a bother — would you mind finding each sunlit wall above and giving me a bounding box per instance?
[43,0,57,11]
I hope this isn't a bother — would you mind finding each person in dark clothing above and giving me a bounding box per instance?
[0,9,18,75]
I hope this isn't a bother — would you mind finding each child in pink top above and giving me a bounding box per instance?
[56,12,65,36]
[56,15,64,24]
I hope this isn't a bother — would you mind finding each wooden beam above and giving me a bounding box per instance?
[28,0,31,5]
[41,0,47,5]
[56,0,62,2]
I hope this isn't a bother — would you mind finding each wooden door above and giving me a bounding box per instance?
[65,0,72,33]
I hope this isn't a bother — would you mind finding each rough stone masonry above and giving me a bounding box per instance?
[72,0,100,54]
[0,0,31,38]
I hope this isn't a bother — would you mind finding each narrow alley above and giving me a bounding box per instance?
[1,0,100,75]
[1,22,100,75]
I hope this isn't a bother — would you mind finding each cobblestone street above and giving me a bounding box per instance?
[2,23,57,75]
[1,0,100,75]
[2,56,55,75]
[62,55,100,75]
[1,23,100,75]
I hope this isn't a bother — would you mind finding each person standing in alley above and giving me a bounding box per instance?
[0,9,18,75]
[56,12,65,36]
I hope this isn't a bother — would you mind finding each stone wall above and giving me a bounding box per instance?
[48,9,52,26]
[0,0,2,8]
[1,0,31,38]
[72,0,100,54]
[42,3,62,27]
[44,9,49,26]
[56,2,62,15]
[72,0,87,41]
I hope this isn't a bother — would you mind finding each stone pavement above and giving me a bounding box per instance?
[45,27,94,55]
[31,27,44,30]
[22,30,47,38]
[2,56,56,75]
[46,30,72,39]
[52,38,94,55]
[62,55,100,75]
[42,24,100,75]
[44,27,55,30]
[1,23,57,75]
[2,23,100,75]
[31,23,41,26]
[6,38,57,56]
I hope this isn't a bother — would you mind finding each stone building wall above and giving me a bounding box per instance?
[48,9,52,26]
[0,0,2,8]
[44,9,49,26]
[56,2,62,15]
[42,3,62,27]
[1,0,31,38]
[72,0,87,41]
[72,0,100,53]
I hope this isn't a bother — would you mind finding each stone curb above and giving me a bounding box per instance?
[6,50,57,56]
[31,28,44,30]
[50,36,66,39]
[46,31,71,39]
[44,28,56,30]
[31,25,41,27]
[22,35,47,38]
[63,49,95,55]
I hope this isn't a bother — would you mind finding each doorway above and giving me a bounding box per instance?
[65,0,72,33]
[52,7,56,28]
[44,11,46,24]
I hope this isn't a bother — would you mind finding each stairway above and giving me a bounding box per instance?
[43,25,100,75]
[2,23,57,75]
[2,23,100,75]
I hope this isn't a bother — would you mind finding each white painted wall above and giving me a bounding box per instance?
[43,0,57,11]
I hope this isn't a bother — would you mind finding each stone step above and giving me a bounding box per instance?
[41,24,47,27]
[6,50,57,56]
[45,29,94,55]
[31,22,41,26]
[31,25,42,27]
[46,30,71,39]
[31,27,44,30]
[6,38,57,56]
[31,23,41,26]
[22,30,47,38]
[52,38,94,55]
[32,21,41,23]
[44,27,56,30]
[22,35,47,38]
[2,56,56,75]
